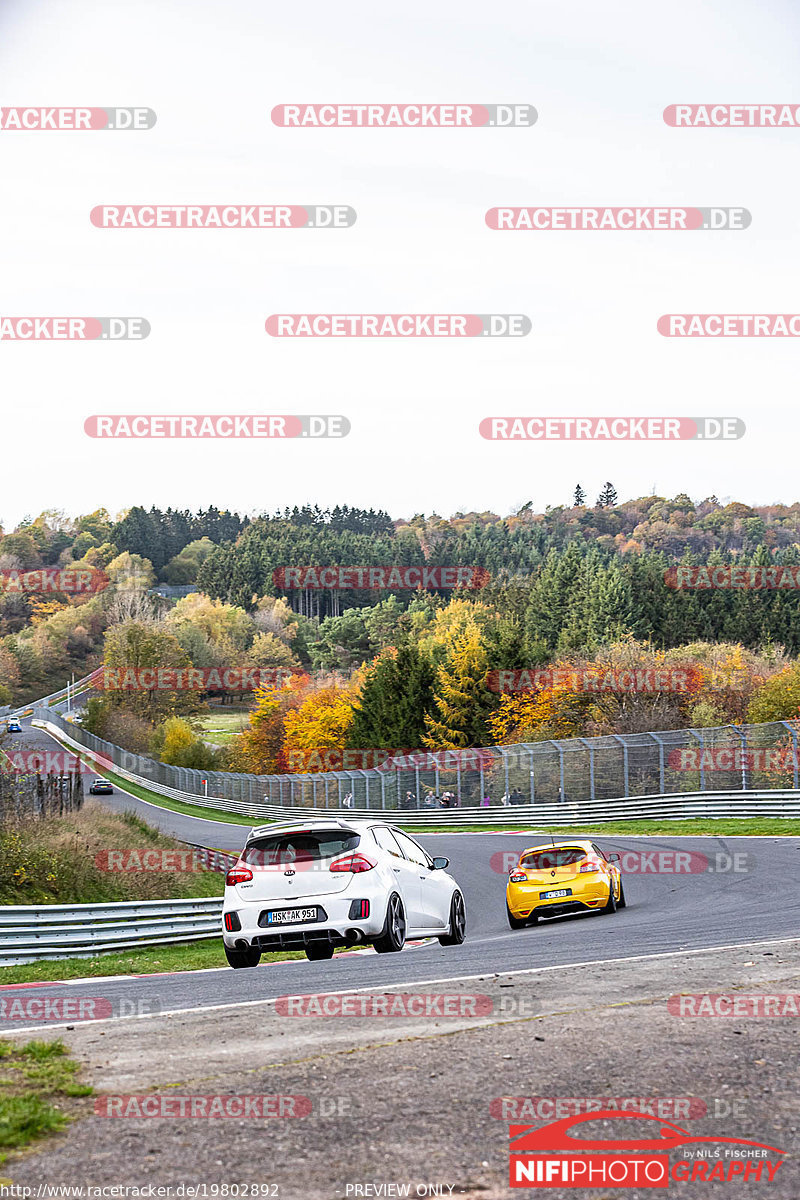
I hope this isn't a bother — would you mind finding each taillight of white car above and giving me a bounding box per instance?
[225,865,253,886]
[329,852,377,873]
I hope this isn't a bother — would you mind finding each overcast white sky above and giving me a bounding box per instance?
[0,0,798,529]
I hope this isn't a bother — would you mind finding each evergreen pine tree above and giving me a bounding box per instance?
[596,482,618,508]
[348,642,436,748]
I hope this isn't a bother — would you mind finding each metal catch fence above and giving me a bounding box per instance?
[32,709,800,820]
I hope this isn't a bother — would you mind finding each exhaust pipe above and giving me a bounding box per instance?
[344,928,365,944]
[234,939,249,952]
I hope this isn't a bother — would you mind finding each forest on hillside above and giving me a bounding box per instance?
[2,494,800,775]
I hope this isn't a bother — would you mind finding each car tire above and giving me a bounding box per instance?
[602,883,618,914]
[305,941,335,961]
[224,945,262,969]
[438,890,466,946]
[617,880,627,908]
[373,893,406,953]
[507,902,528,930]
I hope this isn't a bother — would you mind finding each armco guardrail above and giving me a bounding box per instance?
[0,897,224,966]
[9,668,101,721]
[226,792,800,824]
[29,718,800,826]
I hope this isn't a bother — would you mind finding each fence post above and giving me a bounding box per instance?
[732,725,748,790]
[651,733,665,794]
[580,739,596,800]
[611,735,628,797]
[689,729,705,792]
[780,720,799,789]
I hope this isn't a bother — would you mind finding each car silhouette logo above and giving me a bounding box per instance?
[509,1110,785,1155]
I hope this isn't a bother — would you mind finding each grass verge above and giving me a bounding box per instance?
[0,938,352,986]
[0,802,225,905]
[194,709,250,747]
[0,1039,92,1163]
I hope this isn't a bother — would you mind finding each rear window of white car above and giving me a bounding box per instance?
[242,830,360,866]
[520,847,586,869]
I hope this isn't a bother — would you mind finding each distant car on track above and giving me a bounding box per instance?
[506,839,625,929]
[222,819,466,968]
[89,778,114,795]
[6,719,22,733]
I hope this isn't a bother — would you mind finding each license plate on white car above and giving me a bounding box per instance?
[265,907,319,925]
[540,888,571,899]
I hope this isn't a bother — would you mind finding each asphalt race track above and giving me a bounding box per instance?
[2,716,799,1031]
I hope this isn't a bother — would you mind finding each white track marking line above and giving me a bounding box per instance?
[3,935,798,1036]
[1,942,435,990]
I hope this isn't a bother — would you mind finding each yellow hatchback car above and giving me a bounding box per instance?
[506,840,625,929]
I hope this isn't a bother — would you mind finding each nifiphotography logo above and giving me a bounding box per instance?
[508,1110,785,1188]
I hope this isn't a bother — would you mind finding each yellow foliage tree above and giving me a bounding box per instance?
[423,624,493,748]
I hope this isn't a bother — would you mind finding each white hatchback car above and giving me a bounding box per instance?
[222,819,466,966]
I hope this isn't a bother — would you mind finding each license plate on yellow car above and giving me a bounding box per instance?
[540,888,571,899]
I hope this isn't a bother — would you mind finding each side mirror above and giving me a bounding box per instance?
[431,856,449,870]
[607,852,620,862]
